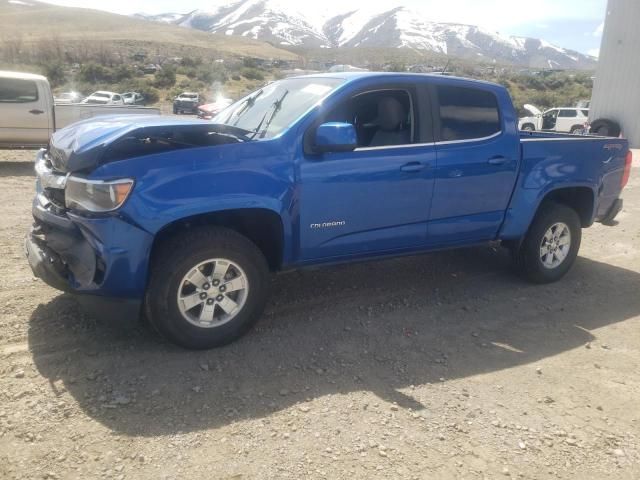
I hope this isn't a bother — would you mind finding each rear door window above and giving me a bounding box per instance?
[435,85,500,141]
[558,109,578,118]
[0,78,38,103]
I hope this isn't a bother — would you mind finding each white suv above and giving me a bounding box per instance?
[519,105,589,134]
[82,91,124,105]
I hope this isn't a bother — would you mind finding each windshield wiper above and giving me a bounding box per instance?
[248,90,289,140]
[227,89,264,126]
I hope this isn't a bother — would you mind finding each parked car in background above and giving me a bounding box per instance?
[82,91,124,105]
[25,73,631,349]
[0,71,160,149]
[197,97,233,120]
[122,92,145,105]
[519,105,590,134]
[173,92,200,114]
[54,91,83,104]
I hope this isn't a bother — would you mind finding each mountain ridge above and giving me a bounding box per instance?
[134,0,597,69]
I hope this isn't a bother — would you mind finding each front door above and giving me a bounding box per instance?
[298,87,436,261]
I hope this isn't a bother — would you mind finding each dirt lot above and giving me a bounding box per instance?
[0,150,639,480]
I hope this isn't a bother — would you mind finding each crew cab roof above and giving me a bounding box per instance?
[288,71,504,89]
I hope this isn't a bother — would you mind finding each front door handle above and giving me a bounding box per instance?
[488,156,508,165]
[400,162,426,173]
[29,109,44,115]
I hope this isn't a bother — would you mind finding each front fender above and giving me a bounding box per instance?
[89,139,296,270]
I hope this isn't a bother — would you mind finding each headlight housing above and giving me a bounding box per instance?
[65,176,134,212]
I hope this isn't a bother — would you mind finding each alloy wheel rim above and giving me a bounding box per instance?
[539,222,571,269]
[177,258,249,328]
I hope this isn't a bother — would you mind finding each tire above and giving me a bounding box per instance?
[589,118,621,137]
[173,106,178,114]
[146,226,270,349]
[570,125,584,135]
[521,124,535,132]
[513,203,582,284]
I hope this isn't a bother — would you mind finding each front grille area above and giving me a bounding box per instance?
[36,150,67,212]
[44,187,66,210]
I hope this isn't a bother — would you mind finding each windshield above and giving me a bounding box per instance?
[212,77,344,140]
[93,93,111,99]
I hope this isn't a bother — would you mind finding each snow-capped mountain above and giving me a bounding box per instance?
[132,12,186,24]
[135,0,596,69]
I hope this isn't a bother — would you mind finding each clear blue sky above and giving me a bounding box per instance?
[41,0,607,55]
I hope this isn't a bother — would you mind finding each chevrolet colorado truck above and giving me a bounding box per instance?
[25,73,632,349]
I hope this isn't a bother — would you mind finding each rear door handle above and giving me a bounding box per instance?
[400,162,426,173]
[29,109,44,115]
[488,156,508,165]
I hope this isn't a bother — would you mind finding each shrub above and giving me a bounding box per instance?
[154,65,176,88]
[42,63,66,87]
[78,63,112,83]
[117,79,160,104]
[180,57,203,68]
[241,68,264,81]
[195,65,229,84]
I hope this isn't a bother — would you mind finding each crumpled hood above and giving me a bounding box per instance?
[48,115,212,172]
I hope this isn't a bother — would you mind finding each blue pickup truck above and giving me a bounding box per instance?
[26,73,632,349]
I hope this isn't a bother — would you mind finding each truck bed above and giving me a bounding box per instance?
[500,130,629,238]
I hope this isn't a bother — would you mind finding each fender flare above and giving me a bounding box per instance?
[499,183,597,242]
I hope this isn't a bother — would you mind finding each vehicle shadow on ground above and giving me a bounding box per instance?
[0,161,35,177]
[28,247,640,436]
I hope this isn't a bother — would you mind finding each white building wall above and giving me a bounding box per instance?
[590,0,640,148]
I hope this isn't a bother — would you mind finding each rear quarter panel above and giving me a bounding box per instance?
[500,134,628,238]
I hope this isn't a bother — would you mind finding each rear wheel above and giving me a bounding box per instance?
[146,227,270,349]
[570,125,585,135]
[521,123,535,132]
[512,203,581,283]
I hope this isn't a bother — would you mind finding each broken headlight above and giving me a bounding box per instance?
[65,176,134,213]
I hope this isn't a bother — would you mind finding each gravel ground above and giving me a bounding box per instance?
[1,149,639,480]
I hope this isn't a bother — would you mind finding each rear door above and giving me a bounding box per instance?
[0,77,49,146]
[427,83,520,244]
[556,109,578,132]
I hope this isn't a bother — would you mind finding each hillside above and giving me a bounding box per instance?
[136,0,597,70]
[0,0,298,61]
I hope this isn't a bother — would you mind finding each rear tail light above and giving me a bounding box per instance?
[622,150,632,188]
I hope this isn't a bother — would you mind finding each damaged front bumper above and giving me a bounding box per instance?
[26,193,98,291]
[25,151,154,316]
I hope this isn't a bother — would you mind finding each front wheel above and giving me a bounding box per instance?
[146,227,270,349]
[512,203,582,283]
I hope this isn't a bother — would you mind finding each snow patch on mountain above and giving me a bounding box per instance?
[134,1,597,69]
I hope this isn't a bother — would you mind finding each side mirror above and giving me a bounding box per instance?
[314,122,357,153]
